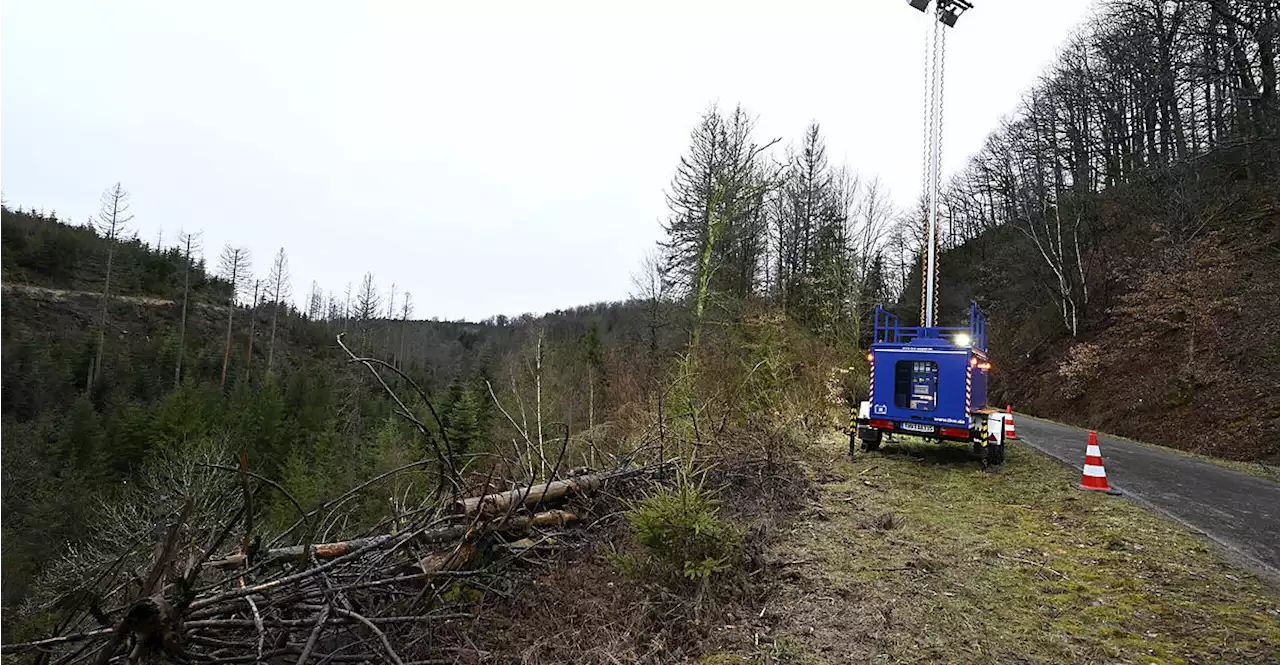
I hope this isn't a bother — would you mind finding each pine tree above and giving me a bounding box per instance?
[88,183,134,392]
[384,283,397,357]
[58,397,107,478]
[343,283,353,333]
[174,231,202,389]
[661,105,775,300]
[354,273,380,350]
[245,279,262,382]
[266,248,292,373]
[398,292,413,369]
[218,246,251,388]
[306,281,324,321]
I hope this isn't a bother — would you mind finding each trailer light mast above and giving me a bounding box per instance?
[907,0,971,327]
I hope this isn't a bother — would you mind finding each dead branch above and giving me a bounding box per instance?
[336,332,462,496]
[7,462,634,665]
[6,341,673,665]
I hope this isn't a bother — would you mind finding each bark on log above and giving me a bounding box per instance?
[419,542,476,573]
[494,509,577,530]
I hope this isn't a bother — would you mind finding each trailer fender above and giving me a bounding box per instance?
[985,412,1006,447]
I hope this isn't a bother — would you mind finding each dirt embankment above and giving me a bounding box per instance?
[1012,214,1280,463]
[1,283,176,306]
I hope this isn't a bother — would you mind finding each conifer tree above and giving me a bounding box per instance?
[88,183,134,392]
[174,231,202,389]
[662,104,775,301]
[245,279,262,381]
[218,246,251,388]
[266,248,292,372]
[354,273,380,350]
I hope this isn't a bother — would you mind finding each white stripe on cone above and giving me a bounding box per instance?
[1083,464,1107,478]
[1086,445,1101,457]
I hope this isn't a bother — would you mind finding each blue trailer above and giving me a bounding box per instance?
[853,302,1009,465]
[852,0,1002,463]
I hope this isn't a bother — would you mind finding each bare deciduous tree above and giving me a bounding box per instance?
[937,0,1278,334]
[847,176,894,343]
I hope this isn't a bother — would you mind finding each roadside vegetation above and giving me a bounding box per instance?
[2,0,1276,660]
[708,433,1280,665]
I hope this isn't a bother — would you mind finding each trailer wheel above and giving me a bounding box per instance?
[858,426,882,452]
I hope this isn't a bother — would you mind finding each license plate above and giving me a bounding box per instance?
[900,422,936,434]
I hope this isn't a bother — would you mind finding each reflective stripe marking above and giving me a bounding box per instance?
[1086,445,1101,457]
[965,366,972,413]
[1083,464,1107,477]
[872,348,969,355]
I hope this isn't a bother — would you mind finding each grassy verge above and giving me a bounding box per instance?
[1018,412,1280,482]
[713,432,1280,665]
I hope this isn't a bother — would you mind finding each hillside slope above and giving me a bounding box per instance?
[911,150,1280,463]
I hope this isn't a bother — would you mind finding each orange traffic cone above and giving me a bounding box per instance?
[1005,405,1018,439]
[1078,431,1121,495]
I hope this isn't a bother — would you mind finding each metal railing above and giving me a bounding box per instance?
[872,302,986,351]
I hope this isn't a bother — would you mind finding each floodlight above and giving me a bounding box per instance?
[940,8,960,26]
[908,0,931,12]
[954,333,972,347]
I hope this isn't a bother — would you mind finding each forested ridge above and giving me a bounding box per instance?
[0,94,908,620]
[898,0,1280,461]
[1,0,1277,661]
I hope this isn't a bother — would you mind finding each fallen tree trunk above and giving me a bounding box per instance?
[456,475,604,516]
[453,461,677,516]
[206,510,578,569]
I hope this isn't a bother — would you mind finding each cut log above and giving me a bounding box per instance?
[453,462,673,515]
[495,509,577,530]
[204,511,577,569]
[419,542,476,573]
[206,529,461,570]
[454,475,604,515]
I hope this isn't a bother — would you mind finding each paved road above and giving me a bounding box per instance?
[1014,414,1280,581]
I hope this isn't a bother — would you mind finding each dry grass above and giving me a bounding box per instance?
[702,432,1280,665]
[428,434,1278,664]
[438,459,813,664]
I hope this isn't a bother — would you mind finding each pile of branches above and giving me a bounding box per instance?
[4,336,669,664]
[2,464,663,665]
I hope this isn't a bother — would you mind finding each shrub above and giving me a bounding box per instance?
[1057,342,1102,399]
[619,469,741,584]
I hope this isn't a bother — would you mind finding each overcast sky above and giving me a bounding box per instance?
[2,0,1095,321]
